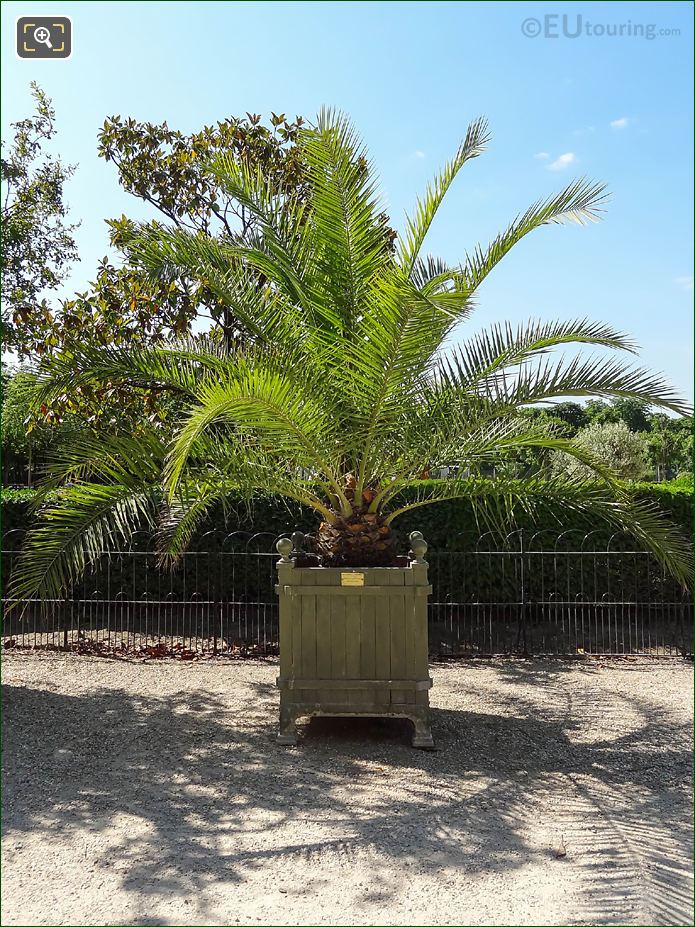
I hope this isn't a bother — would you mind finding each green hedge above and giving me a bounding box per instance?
[1,487,40,505]
[3,481,690,608]
[2,480,692,550]
[630,481,693,529]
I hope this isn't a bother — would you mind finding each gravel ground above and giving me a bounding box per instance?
[2,653,693,927]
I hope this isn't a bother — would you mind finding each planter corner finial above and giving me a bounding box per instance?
[409,532,428,564]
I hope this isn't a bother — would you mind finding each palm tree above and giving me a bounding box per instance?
[12,111,692,603]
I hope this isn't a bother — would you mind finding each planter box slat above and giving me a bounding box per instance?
[360,596,376,680]
[277,677,433,690]
[390,591,407,703]
[275,585,433,596]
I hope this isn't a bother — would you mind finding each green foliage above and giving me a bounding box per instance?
[647,414,693,481]
[2,369,63,486]
[10,111,693,602]
[2,487,55,533]
[582,399,693,479]
[0,366,183,497]
[585,397,651,432]
[1,84,79,356]
[553,421,651,481]
[98,111,308,235]
[629,480,693,528]
[391,480,693,550]
[4,479,691,546]
[2,486,43,505]
[93,111,310,352]
[505,401,693,480]
[546,402,588,435]
[2,371,48,454]
[22,108,395,425]
[54,257,195,346]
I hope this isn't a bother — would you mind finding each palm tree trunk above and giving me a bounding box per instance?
[316,513,399,567]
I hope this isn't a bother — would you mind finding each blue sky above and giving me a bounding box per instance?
[2,0,693,399]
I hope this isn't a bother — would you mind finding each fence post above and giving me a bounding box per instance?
[61,597,69,651]
[519,530,529,656]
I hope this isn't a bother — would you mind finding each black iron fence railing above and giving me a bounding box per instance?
[2,529,692,657]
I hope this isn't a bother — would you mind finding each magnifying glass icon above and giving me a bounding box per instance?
[33,26,53,49]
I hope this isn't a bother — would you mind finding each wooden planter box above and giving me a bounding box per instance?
[274,533,434,748]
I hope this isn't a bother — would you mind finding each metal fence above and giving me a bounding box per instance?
[2,529,692,657]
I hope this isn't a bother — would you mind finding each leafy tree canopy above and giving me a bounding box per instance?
[547,401,588,434]
[585,397,651,432]
[1,368,85,487]
[553,420,652,481]
[7,105,323,425]
[1,370,50,455]
[1,83,79,356]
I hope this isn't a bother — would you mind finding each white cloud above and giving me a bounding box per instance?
[534,151,550,160]
[573,126,595,136]
[610,117,629,129]
[547,152,576,171]
[675,275,694,292]
[413,150,425,159]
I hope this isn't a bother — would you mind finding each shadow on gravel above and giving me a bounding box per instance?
[2,663,693,925]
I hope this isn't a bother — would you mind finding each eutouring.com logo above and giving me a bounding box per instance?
[521,15,681,40]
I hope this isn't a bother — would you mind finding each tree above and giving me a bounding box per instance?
[647,414,693,481]
[2,103,396,364]
[1,84,79,357]
[31,257,199,429]
[585,397,651,432]
[553,421,652,481]
[26,110,395,426]
[2,371,41,486]
[95,110,394,347]
[610,398,651,432]
[492,408,571,476]
[10,112,692,604]
[98,111,308,238]
[19,111,315,425]
[7,109,312,365]
[548,401,588,435]
[1,369,81,486]
[94,111,311,351]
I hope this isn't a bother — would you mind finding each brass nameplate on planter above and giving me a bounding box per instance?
[341,572,365,587]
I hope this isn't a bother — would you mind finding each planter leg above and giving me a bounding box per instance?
[277,706,298,746]
[411,711,435,750]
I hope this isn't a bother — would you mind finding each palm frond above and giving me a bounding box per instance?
[384,475,692,586]
[128,226,317,332]
[8,483,159,606]
[369,413,620,508]
[299,108,392,330]
[437,318,638,392]
[494,354,691,415]
[39,430,165,492]
[398,117,490,274]
[34,335,230,411]
[156,479,229,565]
[460,178,608,294]
[163,356,347,508]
